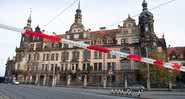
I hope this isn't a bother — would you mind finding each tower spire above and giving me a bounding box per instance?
[142,0,148,11]
[75,1,82,24]
[24,8,32,31]
[78,0,80,10]
[27,8,32,26]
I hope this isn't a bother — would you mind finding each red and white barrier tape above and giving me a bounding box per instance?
[0,24,185,72]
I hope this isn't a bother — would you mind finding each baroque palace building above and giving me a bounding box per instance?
[6,0,166,87]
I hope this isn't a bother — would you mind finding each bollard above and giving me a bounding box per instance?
[111,89,114,94]
[117,89,121,95]
[137,89,141,97]
[120,89,124,95]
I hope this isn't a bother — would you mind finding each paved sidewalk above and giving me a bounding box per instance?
[82,88,185,99]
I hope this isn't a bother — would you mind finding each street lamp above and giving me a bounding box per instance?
[145,47,151,90]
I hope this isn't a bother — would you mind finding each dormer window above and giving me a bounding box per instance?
[172,54,176,59]
[170,51,177,60]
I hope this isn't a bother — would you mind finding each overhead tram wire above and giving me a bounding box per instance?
[44,0,79,27]
[106,0,177,28]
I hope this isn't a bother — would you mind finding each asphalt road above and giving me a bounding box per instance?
[1,84,185,99]
[0,84,133,99]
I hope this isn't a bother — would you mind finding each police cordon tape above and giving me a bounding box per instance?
[0,23,185,72]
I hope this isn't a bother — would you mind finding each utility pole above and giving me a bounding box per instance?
[146,47,151,90]
[103,52,107,89]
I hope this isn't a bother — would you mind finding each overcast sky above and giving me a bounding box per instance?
[0,0,184,76]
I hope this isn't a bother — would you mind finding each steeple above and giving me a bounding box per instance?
[142,0,148,11]
[139,0,158,55]
[78,0,80,10]
[20,9,33,48]
[27,10,32,26]
[139,0,154,34]
[68,0,84,34]
[75,0,82,24]
[24,8,32,31]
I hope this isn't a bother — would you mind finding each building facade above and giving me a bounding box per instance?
[167,47,185,83]
[6,0,166,87]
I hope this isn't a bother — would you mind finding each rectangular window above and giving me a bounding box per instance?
[36,43,42,49]
[74,34,79,39]
[95,40,102,45]
[30,44,34,50]
[71,64,74,70]
[65,64,68,71]
[107,62,111,70]
[28,54,32,61]
[43,54,45,61]
[99,63,102,71]
[42,64,44,71]
[45,64,48,71]
[87,63,90,70]
[56,53,59,61]
[51,53,55,61]
[107,39,113,44]
[112,62,116,70]
[72,51,79,60]
[134,49,139,55]
[66,35,70,39]
[64,44,68,48]
[76,64,78,71]
[94,51,98,59]
[61,64,64,71]
[99,52,102,59]
[94,63,97,71]
[51,64,54,71]
[94,51,102,59]
[55,64,58,71]
[46,54,49,61]
[37,54,40,61]
[83,50,91,60]
[83,64,86,71]
[121,38,128,44]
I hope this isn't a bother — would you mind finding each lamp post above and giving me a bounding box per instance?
[103,52,107,89]
[146,47,151,90]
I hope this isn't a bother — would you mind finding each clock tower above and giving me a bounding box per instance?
[139,0,158,55]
